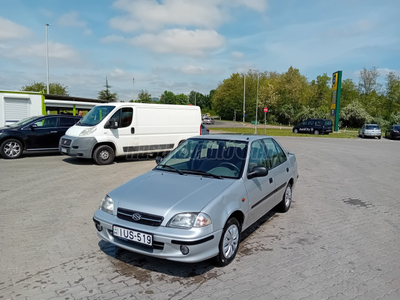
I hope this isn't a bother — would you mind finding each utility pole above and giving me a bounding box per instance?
[132,78,135,102]
[45,24,50,94]
[254,71,259,134]
[243,74,246,122]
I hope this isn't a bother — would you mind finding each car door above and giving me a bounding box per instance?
[263,138,290,205]
[58,116,79,144]
[244,139,276,223]
[24,116,59,150]
[298,121,308,133]
[106,107,136,155]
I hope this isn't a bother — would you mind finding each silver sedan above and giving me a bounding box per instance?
[93,135,298,266]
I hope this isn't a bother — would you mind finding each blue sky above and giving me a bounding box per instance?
[1,0,399,100]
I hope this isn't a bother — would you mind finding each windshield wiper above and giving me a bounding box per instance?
[181,169,222,179]
[157,164,184,175]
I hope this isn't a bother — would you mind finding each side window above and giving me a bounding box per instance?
[248,140,268,172]
[32,117,57,128]
[307,120,315,126]
[121,108,133,127]
[315,120,322,126]
[109,108,133,128]
[59,117,77,127]
[272,140,287,164]
[263,138,279,169]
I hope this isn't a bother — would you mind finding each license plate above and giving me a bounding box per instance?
[113,225,153,246]
[61,147,68,153]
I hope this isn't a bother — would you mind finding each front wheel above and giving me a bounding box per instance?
[293,129,298,134]
[214,218,241,267]
[0,139,23,159]
[93,145,115,165]
[277,183,292,213]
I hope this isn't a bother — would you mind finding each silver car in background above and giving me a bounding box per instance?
[93,135,298,266]
[359,124,381,139]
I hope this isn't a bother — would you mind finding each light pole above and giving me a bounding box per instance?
[243,73,246,122]
[132,78,135,101]
[254,71,259,134]
[45,24,50,94]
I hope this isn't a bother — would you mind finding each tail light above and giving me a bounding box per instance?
[207,128,209,133]
[200,124,202,135]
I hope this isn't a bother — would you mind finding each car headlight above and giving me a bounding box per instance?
[79,126,97,136]
[167,212,212,229]
[100,195,114,214]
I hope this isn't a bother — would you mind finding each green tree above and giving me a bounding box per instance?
[309,74,331,109]
[340,101,371,128]
[21,82,69,95]
[160,91,176,104]
[98,77,117,102]
[137,90,152,103]
[385,72,400,117]
[340,79,359,108]
[175,93,189,105]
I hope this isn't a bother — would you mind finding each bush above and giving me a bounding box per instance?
[340,101,372,128]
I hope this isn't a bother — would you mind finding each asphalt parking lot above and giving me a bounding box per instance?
[1,137,399,300]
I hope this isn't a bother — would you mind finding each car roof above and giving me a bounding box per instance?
[190,134,274,142]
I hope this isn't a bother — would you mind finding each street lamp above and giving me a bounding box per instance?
[45,24,50,94]
[254,71,259,134]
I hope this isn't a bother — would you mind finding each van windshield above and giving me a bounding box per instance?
[77,106,115,126]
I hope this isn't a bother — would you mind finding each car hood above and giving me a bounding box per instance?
[109,170,235,219]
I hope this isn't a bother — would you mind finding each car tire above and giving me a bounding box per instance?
[378,136,381,139]
[314,130,320,135]
[277,183,292,213]
[93,145,114,165]
[293,129,298,134]
[214,218,241,267]
[0,139,23,159]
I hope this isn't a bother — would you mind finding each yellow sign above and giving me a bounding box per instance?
[332,72,338,91]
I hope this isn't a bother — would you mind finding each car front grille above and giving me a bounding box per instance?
[117,208,164,227]
[61,138,71,147]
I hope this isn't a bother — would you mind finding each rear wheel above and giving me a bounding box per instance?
[378,136,381,139]
[277,183,292,213]
[314,130,320,135]
[214,218,241,267]
[93,145,114,165]
[0,139,23,159]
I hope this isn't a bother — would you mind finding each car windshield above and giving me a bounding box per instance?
[155,138,248,179]
[366,125,380,130]
[7,116,42,128]
[393,126,400,131]
[77,106,115,126]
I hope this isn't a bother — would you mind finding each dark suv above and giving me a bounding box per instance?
[0,115,80,159]
[292,118,333,135]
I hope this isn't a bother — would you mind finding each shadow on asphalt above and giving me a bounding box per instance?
[97,209,278,278]
[61,154,158,165]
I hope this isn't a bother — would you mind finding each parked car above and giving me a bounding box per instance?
[292,118,332,135]
[358,124,381,139]
[201,124,210,135]
[385,125,400,140]
[93,135,298,266]
[0,115,80,159]
[203,117,215,125]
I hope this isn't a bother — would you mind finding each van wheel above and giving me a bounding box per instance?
[214,218,241,267]
[93,145,114,165]
[277,183,292,213]
[1,139,23,159]
[314,130,320,135]
[293,129,298,134]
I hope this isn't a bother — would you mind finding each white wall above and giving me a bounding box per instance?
[0,92,43,126]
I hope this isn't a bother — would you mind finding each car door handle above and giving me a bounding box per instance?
[131,127,135,134]
[50,131,58,134]
[286,167,289,172]
[269,178,273,184]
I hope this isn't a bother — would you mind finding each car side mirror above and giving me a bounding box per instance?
[247,166,268,179]
[105,118,118,129]
[156,156,163,164]
[30,124,38,130]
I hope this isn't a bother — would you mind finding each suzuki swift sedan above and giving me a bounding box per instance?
[93,135,298,266]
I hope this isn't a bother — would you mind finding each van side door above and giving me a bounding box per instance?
[105,107,136,156]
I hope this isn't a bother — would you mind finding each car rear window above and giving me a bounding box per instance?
[324,120,332,126]
[366,125,380,130]
[394,126,400,131]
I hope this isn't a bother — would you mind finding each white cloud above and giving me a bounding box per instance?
[131,29,225,55]
[377,68,399,77]
[58,11,92,35]
[231,51,244,59]
[179,65,206,75]
[233,0,267,12]
[100,35,126,44]
[0,17,31,40]
[3,42,78,60]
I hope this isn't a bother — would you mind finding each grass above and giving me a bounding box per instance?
[210,127,358,139]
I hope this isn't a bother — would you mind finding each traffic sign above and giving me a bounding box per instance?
[264,107,268,113]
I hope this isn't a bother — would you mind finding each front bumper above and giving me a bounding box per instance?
[93,209,222,263]
[59,135,97,159]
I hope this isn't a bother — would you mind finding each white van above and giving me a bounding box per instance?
[59,103,202,164]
